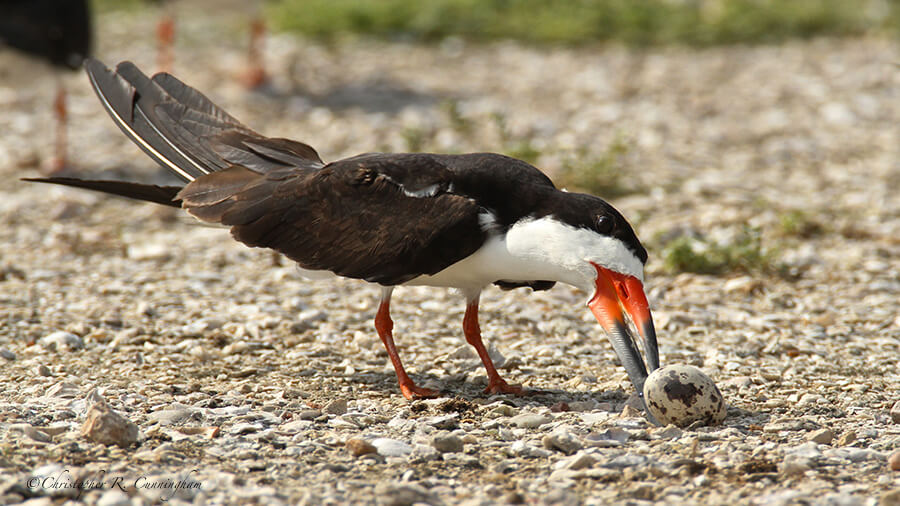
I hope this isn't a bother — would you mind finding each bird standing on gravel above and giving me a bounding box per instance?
[26,59,660,402]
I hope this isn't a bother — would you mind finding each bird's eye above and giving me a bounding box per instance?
[596,215,613,234]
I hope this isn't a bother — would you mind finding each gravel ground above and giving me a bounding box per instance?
[1,6,898,506]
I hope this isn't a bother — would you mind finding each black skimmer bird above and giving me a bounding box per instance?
[0,0,92,173]
[25,59,660,401]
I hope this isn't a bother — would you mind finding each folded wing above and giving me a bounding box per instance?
[177,154,488,285]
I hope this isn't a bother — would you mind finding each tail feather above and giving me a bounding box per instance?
[151,72,251,133]
[84,58,325,184]
[103,61,221,178]
[85,59,208,181]
[22,177,183,207]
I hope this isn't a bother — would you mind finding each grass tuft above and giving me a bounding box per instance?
[556,136,631,198]
[659,227,774,275]
[492,112,542,164]
[777,209,825,238]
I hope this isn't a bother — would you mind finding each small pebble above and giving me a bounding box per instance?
[764,418,818,432]
[81,401,140,448]
[503,491,526,505]
[559,452,597,471]
[421,414,459,429]
[489,404,517,417]
[542,428,583,455]
[509,440,552,458]
[888,450,900,471]
[230,423,260,435]
[881,490,900,506]
[837,430,857,446]
[619,405,643,418]
[35,364,52,376]
[890,401,900,424]
[758,368,782,381]
[807,428,834,445]
[0,348,15,361]
[653,425,684,440]
[409,444,441,463]
[295,309,328,330]
[603,453,649,469]
[584,428,629,448]
[280,420,312,433]
[431,433,464,453]
[787,442,823,459]
[298,409,322,420]
[373,482,438,506]
[323,399,348,415]
[371,438,413,458]
[346,438,377,457]
[508,413,552,428]
[782,455,813,475]
[39,331,84,351]
[147,407,195,425]
[10,423,52,443]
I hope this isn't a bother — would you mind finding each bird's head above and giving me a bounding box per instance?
[528,192,659,395]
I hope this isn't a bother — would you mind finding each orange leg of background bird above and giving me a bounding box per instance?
[463,299,524,395]
[157,14,175,73]
[240,17,269,89]
[375,297,439,400]
[48,85,67,174]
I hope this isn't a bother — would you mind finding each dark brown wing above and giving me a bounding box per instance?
[176,155,487,285]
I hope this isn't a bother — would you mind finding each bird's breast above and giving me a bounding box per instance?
[405,216,593,293]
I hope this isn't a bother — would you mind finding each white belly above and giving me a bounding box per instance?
[407,218,594,293]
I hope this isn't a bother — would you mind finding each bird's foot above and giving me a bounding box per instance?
[399,383,441,400]
[484,378,529,396]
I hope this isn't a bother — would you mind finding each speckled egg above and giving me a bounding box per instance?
[643,365,726,427]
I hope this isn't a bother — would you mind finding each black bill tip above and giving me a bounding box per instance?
[609,319,649,395]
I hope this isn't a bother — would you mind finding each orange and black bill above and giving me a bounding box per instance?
[587,263,659,395]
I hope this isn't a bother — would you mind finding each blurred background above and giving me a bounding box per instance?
[0,4,897,503]
[1,0,896,281]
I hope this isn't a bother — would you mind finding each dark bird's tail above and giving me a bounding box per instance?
[20,177,182,207]
[24,58,324,205]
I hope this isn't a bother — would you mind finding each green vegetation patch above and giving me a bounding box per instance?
[555,136,631,198]
[777,209,825,238]
[265,0,899,46]
[659,227,774,275]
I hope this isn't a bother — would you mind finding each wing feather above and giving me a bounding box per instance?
[177,155,486,285]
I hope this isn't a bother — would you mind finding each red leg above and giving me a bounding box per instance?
[463,297,524,395]
[374,290,439,400]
